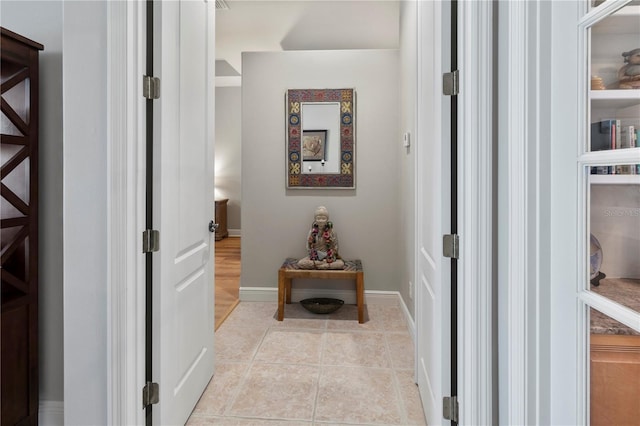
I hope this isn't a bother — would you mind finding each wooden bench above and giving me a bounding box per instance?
[278,258,365,323]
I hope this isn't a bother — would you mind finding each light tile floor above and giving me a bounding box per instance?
[187,301,427,425]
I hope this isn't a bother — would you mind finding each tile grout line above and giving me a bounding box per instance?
[311,330,328,424]
[219,325,270,417]
[382,328,408,425]
[390,364,411,425]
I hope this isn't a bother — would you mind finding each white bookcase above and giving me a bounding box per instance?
[587,1,640,276]
[584,3,640,425]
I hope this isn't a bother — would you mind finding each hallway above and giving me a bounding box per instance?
[188,301,426,425]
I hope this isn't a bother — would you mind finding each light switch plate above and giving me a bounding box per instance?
[403,132,410,148]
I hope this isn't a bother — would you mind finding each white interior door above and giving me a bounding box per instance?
[415,1,452,425]
[152,1,215,424]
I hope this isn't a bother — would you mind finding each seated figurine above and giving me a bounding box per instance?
[297,206,345,270]
[618,48,640,89]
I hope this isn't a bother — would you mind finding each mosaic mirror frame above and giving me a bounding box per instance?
[286,88,356,189]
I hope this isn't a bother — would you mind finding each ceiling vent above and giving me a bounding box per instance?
[215,0,229,10]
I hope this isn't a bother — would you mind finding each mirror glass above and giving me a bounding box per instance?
[286,88,355,189]
[301,103,340,174]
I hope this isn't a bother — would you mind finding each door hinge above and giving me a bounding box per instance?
[142,230,160,253]
[142,381,159,408]
[443,234,460,259]
[143,75,160,99]
[443,70,459,96]
[443,395,459,422]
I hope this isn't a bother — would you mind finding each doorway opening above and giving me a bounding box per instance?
[213,61,242,331]
[214,235,241,330]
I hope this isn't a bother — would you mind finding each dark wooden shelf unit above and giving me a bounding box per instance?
[1,27,43,426]
[215,198,229,241]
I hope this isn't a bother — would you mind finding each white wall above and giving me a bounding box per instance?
[399,0,417,318]
[62,2,108,423]
[0,0,64,409]
[215,86,242,232]
[241,49,400,294]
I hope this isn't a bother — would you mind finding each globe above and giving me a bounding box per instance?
[590,233,603,281]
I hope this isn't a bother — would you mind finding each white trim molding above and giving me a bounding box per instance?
[238,286,278,302]
[106,1,146,425]
[240,287,403,305]
[458,1,495,425]
[498,0,554,424]
[397,291,416,343]
[227,229,241,237]
[501,1,530,423]
[39,400,64,426]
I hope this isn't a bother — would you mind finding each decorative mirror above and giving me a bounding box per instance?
[286,88,356,189]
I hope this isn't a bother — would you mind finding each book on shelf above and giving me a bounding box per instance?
[590,119,639,175]
[590,119,617,173]
[618,124,635,149]
[592,166,610,175]
[615,124,637,174]
[591,119,616,152]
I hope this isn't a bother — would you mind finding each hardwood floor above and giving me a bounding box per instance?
[215,237,241,330]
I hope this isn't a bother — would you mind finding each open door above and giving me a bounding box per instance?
[150,1,216,424]
[415,1,454,425]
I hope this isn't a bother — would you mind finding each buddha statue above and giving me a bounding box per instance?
[297,206,345,270]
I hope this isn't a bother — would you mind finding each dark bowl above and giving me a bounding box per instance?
[300,298,344,314]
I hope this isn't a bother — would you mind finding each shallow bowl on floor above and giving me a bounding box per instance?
[300,298,344,314]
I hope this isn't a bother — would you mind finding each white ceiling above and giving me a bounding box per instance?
[215,0,401,75]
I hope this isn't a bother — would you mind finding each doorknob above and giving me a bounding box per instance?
[209,220,219,233]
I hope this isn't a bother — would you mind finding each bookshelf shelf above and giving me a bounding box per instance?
[590,175,640,185]
[591,89,640,100]
[591,89,640,99]
[591,90,640,109]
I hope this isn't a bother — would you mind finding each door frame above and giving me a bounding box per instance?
[104,0,497,423]
[457,1,495,424]
[414,1,495,424]
[497,0,555,424]
[106,1,148,424]
[106,1,217,423]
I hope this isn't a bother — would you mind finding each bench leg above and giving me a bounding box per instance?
[278,269,285,321]
[285,277,292,304]
[356,271,364,323]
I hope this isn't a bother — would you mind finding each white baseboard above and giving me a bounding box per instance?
[239,286,411,314]
[39,400,64,426]
[238,286,277,302]
[227,229,241,237]
[240,286,398,304]
[397,294,416,342]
